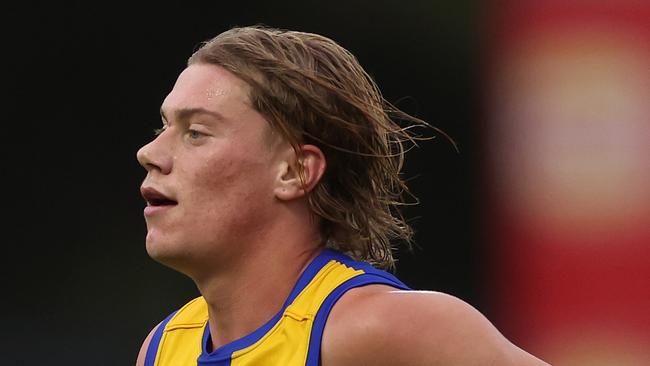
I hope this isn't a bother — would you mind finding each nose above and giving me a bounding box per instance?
[137,133,172,175]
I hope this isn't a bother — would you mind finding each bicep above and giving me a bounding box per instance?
[135,322,162,366]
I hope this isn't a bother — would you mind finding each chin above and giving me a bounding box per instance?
[145,235,210,279]
[146,246,196,278]
[146,233,184,263]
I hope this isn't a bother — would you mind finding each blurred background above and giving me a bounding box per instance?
[4,1,648,365]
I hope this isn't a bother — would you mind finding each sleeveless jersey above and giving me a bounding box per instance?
[144,249,410,366]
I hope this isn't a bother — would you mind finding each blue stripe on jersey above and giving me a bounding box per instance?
[197,249,347,364]
[304,267,410,365]
[197,324,232,366]
[144,310,178,366]
[323,250,409,286]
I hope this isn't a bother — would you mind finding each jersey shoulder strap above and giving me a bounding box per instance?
[144,297,208,366]
[301,251,410,365]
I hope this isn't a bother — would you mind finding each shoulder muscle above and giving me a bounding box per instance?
[321,286,549,366]
[135,322,162,366]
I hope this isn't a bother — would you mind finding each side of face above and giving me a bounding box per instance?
[136,63,291,275]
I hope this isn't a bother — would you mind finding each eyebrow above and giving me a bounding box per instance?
[159,107,226,123]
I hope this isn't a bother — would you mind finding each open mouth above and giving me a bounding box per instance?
[141,187,178,207]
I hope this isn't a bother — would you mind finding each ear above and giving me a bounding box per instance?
[275,144,326,201]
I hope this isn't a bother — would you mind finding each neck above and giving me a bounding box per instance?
[196,239,321,351]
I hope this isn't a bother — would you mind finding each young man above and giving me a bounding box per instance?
[136,26,549,365]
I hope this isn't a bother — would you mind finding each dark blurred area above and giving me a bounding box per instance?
[5,2,479,365]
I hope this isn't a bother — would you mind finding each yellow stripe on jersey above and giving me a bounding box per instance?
[145,249,409,366]
[154,298,207,366]
[229,261,363,365]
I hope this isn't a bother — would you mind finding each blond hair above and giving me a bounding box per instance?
[189,25,437,270]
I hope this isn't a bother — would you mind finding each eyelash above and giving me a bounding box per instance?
[153,125,168,136]
[152,125,206,140]
[188,129,205,139]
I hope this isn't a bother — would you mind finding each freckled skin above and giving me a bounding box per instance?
[137,64,285,279]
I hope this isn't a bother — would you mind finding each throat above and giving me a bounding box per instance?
[197,247,323,353]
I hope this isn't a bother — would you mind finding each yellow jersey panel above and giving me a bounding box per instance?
[153,298,208,366]
[144,249,409,366]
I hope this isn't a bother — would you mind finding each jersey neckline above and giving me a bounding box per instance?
[198,249,351,363]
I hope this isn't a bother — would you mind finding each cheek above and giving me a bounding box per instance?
[184,150,276,220]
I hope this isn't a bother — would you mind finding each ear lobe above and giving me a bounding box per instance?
[275,144,326,201]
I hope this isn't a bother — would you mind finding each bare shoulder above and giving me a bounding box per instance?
[135,322,162,366]
[321,285,550,366]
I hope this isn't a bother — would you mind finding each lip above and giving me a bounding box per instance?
[140,186,178,216]
[143,204,175,216]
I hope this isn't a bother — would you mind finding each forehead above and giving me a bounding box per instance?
[161,63,251,115]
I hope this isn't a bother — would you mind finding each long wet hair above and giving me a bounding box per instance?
[189,25,442,270]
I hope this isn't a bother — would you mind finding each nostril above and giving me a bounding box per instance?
[136,145,152,168]
[136,140,173,175]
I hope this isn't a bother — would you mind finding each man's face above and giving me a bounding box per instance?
[137,63,284,274]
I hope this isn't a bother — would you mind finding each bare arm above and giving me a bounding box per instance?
[135,322,161,366]
[321,286,550,366]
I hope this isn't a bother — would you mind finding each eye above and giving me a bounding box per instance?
[188,129,206,139]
